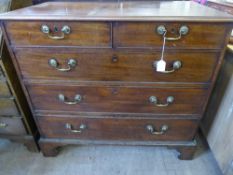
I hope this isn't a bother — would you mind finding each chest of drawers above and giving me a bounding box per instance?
[0,0,38,152]
[1,1,233,159]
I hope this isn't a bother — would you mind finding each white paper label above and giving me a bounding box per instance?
[156,60,166,72]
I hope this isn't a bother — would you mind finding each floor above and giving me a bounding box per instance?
[0,137,223,175]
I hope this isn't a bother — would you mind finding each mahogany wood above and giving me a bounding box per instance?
[37,116,198,141]
[38,137,198,158]
[39,139,64,157]
[114,22,229,49]
[5,21,111,47]
[1,1,233,22]
[26,83,208,115]
[1,1,233,159]
[14,48,219,83]
[176,145,197,160]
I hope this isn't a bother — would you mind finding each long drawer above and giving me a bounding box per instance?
[114,22,229,49]
[14,48,218,83]
[0,116,27,135]
[5,21,111,47]
[37,116,198,141]
[27,84,208,115]
[0,98,20,116]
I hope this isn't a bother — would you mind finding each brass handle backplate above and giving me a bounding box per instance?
[149,96,174,107]
[156,25,189,41]
[146,124,169,135]
[0,123,8,128]
[58,94,82,105]
[48,58,77,72]
[65,123,86,133]
[153,60,182,73]
[41,25,71,40]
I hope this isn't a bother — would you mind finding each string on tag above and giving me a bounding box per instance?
[156,30,167,72]
[161,31,167,61]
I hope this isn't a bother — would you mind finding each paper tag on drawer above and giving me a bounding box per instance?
[156,60,166,72]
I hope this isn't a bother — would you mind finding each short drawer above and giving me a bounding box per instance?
[114,22,228,49]
[0,98,20,116]
[14,48,218,83]
[5,21,111,47]
[0,80,11,97]
[27,84,208,115]
[37,116,198,141]
[0,116,27,135]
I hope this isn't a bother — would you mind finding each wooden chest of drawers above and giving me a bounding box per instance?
[1,1,232,159]
[0,0,38,152]
[0,43,39,152]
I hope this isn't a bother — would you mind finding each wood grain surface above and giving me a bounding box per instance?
[0,1,233,22]
[37,116,199,141]
[1,1,232,158]
[14,48,219,83]
[5,21,111,47]
[26,84,208,115]
[114,22,229,49]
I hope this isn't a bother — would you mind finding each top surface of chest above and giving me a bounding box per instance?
[0,1,233,22]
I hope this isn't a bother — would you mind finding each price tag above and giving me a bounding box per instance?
[156,31,167,72]
[156,60,166,72]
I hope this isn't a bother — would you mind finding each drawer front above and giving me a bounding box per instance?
[0,117,27,135]
[37,116,198,141]
[0,80,11,97]
[5,21,111,47]
[0,98,20,116]
[114,22,228,49]
[15,48,218,83]
[27,84,207,115]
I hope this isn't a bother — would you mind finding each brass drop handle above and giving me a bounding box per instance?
[149,96,174,107]
[41,25,71,40]
[153,60,182,73]
[48,58,77,72]
[146,124,169,135]
[0,123,8,128]
[65,123,86,133]
[58,94,82,105]
[157,25,189,41]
